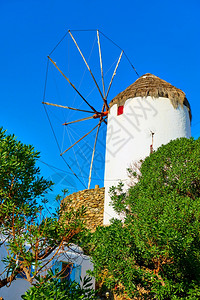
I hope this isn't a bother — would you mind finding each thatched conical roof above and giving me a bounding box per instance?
[110,73,192,120]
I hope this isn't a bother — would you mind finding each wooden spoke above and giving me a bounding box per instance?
[97,30,106,99]
[88,122,101,189]
[60,117,107,156]
[106,50,123,99]
[42,101,95,114]
[63,115,94,126]
[88,103,106,188]
[48,56,97,113]
[68,30,109,111]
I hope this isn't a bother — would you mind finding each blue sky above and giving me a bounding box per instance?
[0,0,199,206]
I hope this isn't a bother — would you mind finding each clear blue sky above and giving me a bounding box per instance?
[0,0,199,207]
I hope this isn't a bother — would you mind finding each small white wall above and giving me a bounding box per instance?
[55,246,94,289]
[0,244,31,300]
[103,96,191,224]
[0,244,94,300]
[0,279,31,300]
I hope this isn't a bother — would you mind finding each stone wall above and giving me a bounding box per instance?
[62,185,105,231]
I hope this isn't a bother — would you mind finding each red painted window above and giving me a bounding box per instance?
[117,105,124,115]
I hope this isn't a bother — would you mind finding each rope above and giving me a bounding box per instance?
[69,29,97,32]
[88,123,101,189]
[68,31,108,109]
[43,29,140,189]
[67,126,104,184]
[48,56,97,113]
[66,126,87,187]
[43,60,86,189]
[98,30,140,77]
[70,33,97,111]
[106,50,123,99]
[97,30,106,98]
[48,29,139,78]
[60,117,107,156]
[49,31,69,56]
[43,59,49,100]
[38,160,127,182]
[43,105,87,188]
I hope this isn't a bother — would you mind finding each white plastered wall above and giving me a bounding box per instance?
[103,96,191,224]
[0,244,94,300]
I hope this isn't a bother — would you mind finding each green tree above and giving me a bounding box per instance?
[0,128,85,288]
[87,137,200,299]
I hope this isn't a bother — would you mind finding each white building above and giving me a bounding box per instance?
[0,243,94,300]
[103,73,191,224]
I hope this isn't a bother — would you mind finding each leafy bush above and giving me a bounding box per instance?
[21,270,96,300]
[86,138,200,299]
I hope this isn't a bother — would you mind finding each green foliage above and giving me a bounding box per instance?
[0,128,52,226]
[87,138,200,299]
[0,128,85,288]
[21,270,96,300]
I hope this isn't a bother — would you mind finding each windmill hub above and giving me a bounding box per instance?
[93,111,109,119]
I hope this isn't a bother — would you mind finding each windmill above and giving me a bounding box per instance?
[42,29,139,191]
[43,30,191,225]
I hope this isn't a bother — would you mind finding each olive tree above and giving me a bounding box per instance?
[0,128,85,288]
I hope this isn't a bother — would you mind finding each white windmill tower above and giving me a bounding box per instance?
[103,73,191,224]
